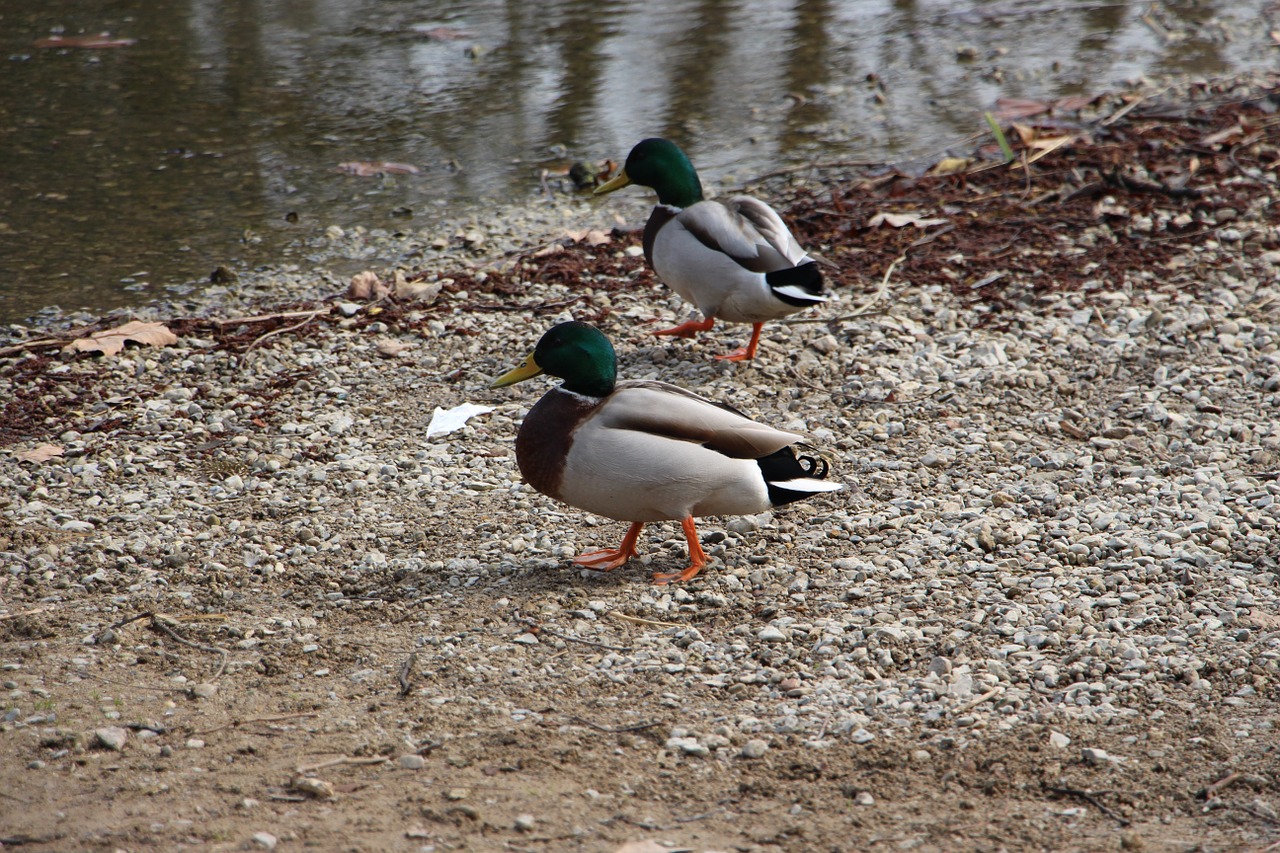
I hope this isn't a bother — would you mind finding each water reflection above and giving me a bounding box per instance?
[0,0,1273,323]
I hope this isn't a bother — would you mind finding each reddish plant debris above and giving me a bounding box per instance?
[2,80,1277,447]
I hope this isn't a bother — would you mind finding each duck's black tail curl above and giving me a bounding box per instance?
[767,261,827,307]
[757,444,841,506]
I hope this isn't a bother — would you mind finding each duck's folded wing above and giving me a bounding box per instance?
[677,200,800,273]
[597,382,803,459]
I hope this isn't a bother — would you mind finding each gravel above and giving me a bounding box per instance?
[1,79,1278,764]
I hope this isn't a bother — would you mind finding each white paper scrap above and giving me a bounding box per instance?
[426,403,494,439]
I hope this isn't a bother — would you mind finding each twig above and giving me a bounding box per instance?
[296,755,391,774]
[194,711,319,736]
[1046,785,1131,827]
[606,611,681,629]
[150,615,229,681]
[1198,771,1242,800]
[398,652,418,697]
[951,685,1004,716]
[850,253,905,319]
[565,715,662,734]
[0,607,49,622]
[207,309,331,326]
[243,309,328,353]
[525,622,633,653]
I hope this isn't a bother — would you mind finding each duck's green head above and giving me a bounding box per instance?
[491,321,617,398]
[594,137,704,208]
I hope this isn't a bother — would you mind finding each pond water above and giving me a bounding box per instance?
[1,0,1275,324]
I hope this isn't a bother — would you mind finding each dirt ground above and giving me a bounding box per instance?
[3,75,1280,852]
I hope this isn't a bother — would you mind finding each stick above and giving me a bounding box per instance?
[606,611,681,629]
[1199,771,1242,800]
[565,716,662,734]
[296,755,391,774]
[398,652,417,697]
[1046,786,1131,827]
[243,309,328,353]
[151,615,229,681]
[194,712,320,736]
[951,685,1004,716]
[525,622,633,653]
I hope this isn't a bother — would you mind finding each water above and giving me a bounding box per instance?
[1,0,1274,323]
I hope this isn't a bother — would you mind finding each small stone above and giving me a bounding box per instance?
[854,791,875,806]
[186,738,206,749]
[445,787,470,801]
[757,625,787,643]
[291,776,335,799]
[1049,731,1071,749]
[336,302,361,317]
[399,754,426,770]
[252,831,278,850]
[514,814,536,832]
[95,726,128,751]
[740,739,769,759]
[1081,747,1111,765]
[190,683,218,700]
[851,728,875,744]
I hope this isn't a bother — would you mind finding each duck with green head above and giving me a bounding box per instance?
[595,137,830,361]
[492,321,842,583]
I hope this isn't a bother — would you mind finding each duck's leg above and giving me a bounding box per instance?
[651,517,709,584]
[652,315,715,339]
[573,522,644,571]
[714,322,764,362]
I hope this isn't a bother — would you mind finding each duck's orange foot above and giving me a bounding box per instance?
[650,517,709,584]
[572,522,643,572]
[652,315,715,339]
[714,346,753,362]
[651,562,707,585]
[713,323,763,361]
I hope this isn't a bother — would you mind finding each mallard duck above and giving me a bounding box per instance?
[594,137,829,361]
[491,321,841,583]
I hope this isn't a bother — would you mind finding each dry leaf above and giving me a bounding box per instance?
[375,338,412,358]
[868,212,949,229]
[564,228,611,246]
[392,270,443,303]
[349,270,388,300]
[64,321,178,356]
[15,444,64,463]
[338,161,421,177]
[532,243,564,258]
[1200,125,1244,148]
[928,157,972,176]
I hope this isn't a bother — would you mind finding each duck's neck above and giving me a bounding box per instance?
[652,169,704,209]
[558,371,615,399]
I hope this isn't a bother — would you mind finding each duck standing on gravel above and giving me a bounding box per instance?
[491,321,841,584]
[594,137,830,361]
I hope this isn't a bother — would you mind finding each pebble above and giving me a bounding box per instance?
[95,727,128,751]
[252,831,278,850]
[399,754,426,770]
[0,143,1277,767]
[514,814,536,832]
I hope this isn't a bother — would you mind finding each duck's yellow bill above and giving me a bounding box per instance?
[593,169,631,195]
[490,352,544,388]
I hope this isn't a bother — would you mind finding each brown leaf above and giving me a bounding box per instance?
[63,321,178,356]
[33,34,137,49]
[392,270,442,303]
[15,444,64,463]
[338,161,421,177]
[563,228,611,246]
[349,270,388,300]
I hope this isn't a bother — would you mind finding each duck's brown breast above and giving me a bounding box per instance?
[515,389,599,500]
